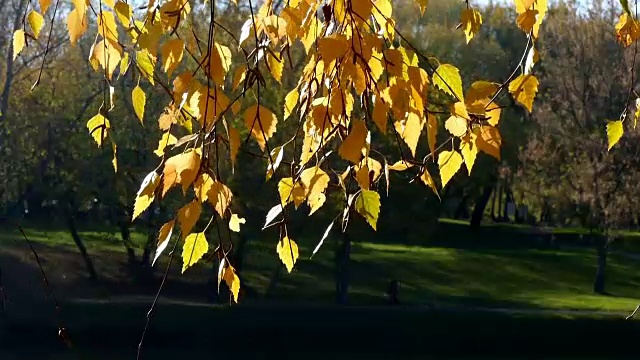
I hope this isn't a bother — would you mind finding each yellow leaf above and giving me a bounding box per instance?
[284,87,299,121]
[244,104,278,152]
[301,166,330,213]
[39,0,52,13]
[114,1,132,27]
[606,120,624,151]
[486,105,502,126]
[475,126,502,160]
[223,265,241,303]
[277,236,299,273]
[232,66,246,91]
[508,74,538,113]
[132,171,160,221]
[178,200,202,239]
[119,52,130,78]
[339,118,368,164]
[466,81,499,105]
[373,0,392,27]
[181,232,208,273]
[28,11,45,39]
[86,113,110,147]
[516,9,537,34]
[209,43,232,86]
[460,9,482,43]
[460,132,478,175]
[317,35,349,64]
[162,148,201,196]
[388,160,414,171]
[207,180,233,217]
[278,177,306,208]
[445,116,467,137]
[12,30,25,60]
[153,220,174,265]
[427,113,437,158]
[433,64,464,101]
[415,0,428,14]
[616,13,640,47]
[136,49,156,85]
[194,173,214,202]
[154,131,177,157]
[396,111,424,157]
[229,214,246,232]
[89,39,123,81]
[161,38,184,76]
[266,53,284,83]
[515,0,535,12]
[355,189,381,230]
[132,85,146,124]
[67,8,88,45]
[420,168,439,198]
[372,97,389,133]
[438,150,463,188]
[97,11,118,42]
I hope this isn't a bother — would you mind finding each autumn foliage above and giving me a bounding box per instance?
[20,0,637,303]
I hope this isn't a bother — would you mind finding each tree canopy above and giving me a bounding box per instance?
[6,0,639,302]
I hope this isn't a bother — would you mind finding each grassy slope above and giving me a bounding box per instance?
[1,220,639,313]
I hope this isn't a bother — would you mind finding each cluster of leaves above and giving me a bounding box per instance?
[13,0,547,302]
[608,0,640,150]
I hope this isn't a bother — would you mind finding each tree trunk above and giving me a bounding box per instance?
[470,183,494,228]
[335,232,351,305]
[64,206,98,280]
[593,235,608,294]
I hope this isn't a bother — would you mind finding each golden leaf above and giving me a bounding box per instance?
[616,13,640,47]
[182,232,208,273]
[97,11,118,42]
[12,30,25,60]
[229,213,246,232]
[162,148,201,196]
[475,126,502,160]
[177,200,202,239]
[67,8,88,45]
[114,1,132,27]
[516,9,537,34]
[606,120,624,151]
[278,177,306,208]
[39,0,52,13]
[420,168,440,198]
[395,111,424,157]
[445,116,467,137]
[372,97,389,133]
[228,126,240,168]
[132,85,146,124]
[223,265,241,303]
[460,9,482,43]
[466,81,499,105]
[277,236,299,273]
[153,220,174,265]
[28,11,45,39]
[86,113,110,147]
[508,74,539,113]
[136,49,156,85]
[161,38,184,76]
[209,43,232,86]
[339,118,368,164]
[244,104,278,152]
[207,180,233,217]
[433,64,464,101]
[388,160,414,171]
[232,66,246,91]
[132,171,160,221]
[194,173,214,202]
[438,150,463,188]
[416,0,428,15]
[460,132,478,175]
[318,35,349,64]
[266,53,284,83]
[154,131,177,157]
[284,87,299,121]
[355,189,381,230]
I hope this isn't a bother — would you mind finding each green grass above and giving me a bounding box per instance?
[2,220,640,313]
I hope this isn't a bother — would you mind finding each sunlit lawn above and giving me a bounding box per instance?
[1,220,640,313]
